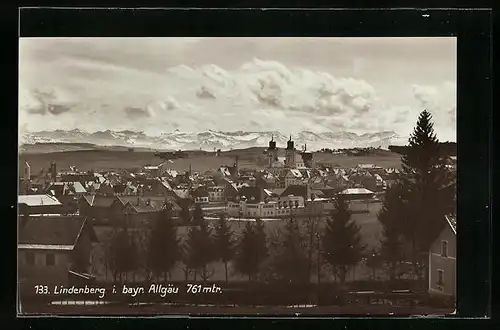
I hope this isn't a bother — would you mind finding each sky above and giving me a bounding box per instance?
[19,37,457,141]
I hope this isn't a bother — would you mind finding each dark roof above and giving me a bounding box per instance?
[19,216,96,247]
[125,196,181,213]
[82,195,115,208]
[192,186,209,197]
[116,196,143,206]
[238,187,265,203]
[280,185,310,200]
[113,184,127,194]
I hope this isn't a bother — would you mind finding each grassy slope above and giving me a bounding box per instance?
[91,202,383,283]
[19,147,401,174]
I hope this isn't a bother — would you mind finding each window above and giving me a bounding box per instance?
[441,240,448,258]
[46,253,55,266]
[437,269,444,286]
[25,252,35,265]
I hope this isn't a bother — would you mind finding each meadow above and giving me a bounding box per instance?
[19,146,402,175]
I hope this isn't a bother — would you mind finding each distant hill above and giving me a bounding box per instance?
[21,129,409,151]
[388,142,457,156]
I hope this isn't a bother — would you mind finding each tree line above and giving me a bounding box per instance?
[101,110,455,292]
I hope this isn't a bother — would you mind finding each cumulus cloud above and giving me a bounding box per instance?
[412,82,455,125]
[124,106,154,119]
[20,87,75,116]
[196,86,217,99]
[19,56,456,140]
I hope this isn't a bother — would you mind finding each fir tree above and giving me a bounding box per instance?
[185,207,215,282]
[192,204,204,225]
[178,199,192,224]
[365,248,383,281]
[107,228,129,284]
[213,214,235,283]
[377,182,406,283]
[147,208,181,282]
[322,197,364,284]
[234,222,260,281]
[254,218,269,268]
[400,110,454,284]
[272,218,309,283]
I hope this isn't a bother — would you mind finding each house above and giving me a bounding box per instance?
[208,186,225,203]
[284,169,305,188]
[18,194,65,215]
[18,216,98,296]
[78,195,115,224]
[46,182,87,198]
[110,196,180,227]
[338,188,375,213]
[429,214,456,300]
[277,185,308,217]
[192,186,210,204]
[227,187,277,218]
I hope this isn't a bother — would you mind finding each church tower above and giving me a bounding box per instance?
[285,135,296,168]
[23,161,31,181]
[267,135,278,168]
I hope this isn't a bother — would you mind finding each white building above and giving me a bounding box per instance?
[208,186,225,202]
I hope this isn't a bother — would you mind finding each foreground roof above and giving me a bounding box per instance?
[445,214,457,235]
[18,216,95,248]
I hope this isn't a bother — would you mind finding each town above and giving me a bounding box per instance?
[18,119,457,314]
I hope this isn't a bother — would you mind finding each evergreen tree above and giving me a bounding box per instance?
[192,204,204,225]
[272,218,309,283]
[147,208,181,282]
[107,228,129,284]
[213,214,235,283]
[400,110,454,284]
[377,182,406,283]
[234,222,260,281]
[365,248,383,281]
[254,218,269,268]
[185,207,215,282]
[322,197,364,284]
[179,199,192,224]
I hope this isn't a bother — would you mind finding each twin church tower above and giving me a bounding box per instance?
[265,135,315,169]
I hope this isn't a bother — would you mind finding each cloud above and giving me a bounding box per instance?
[19,57,456,141]
[124,106,154,119]
[196,86,217,99]
[409,82,456,141]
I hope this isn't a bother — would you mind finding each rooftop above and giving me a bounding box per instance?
[18,194,62,207]
[339,188,375,195]
[19,216,96,247]
[445,214,457,235]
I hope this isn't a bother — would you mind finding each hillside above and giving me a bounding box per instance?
[19,147,402,175]
[389,142,457,156]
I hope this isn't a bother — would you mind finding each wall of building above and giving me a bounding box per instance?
[429,225,456,297]
[19,250,69,294]
[208,187,225,202]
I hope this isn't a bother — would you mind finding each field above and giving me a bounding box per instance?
[19,145,402,174]
[90,202,384,283]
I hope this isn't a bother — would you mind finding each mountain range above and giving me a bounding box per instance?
[20,129,408,151]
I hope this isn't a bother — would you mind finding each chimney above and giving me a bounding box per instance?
[24,162,31,181]
[50,161,57,181]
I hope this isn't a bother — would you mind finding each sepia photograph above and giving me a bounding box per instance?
[18,37,457,316]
